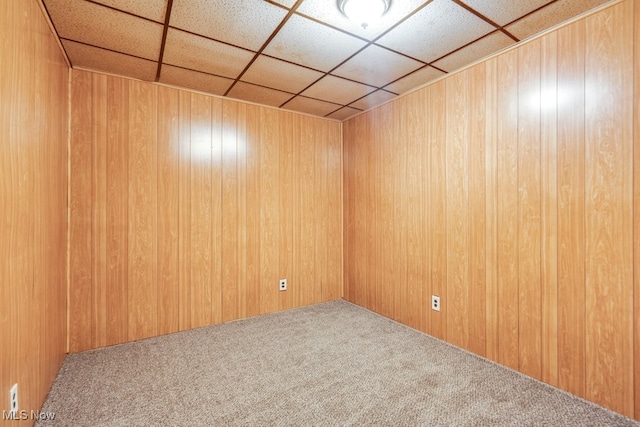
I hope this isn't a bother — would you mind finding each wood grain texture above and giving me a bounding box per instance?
[343,0,638,419]
[68,70,342,352]
[584,1,634,416]
[635,0,640,419]
[557,19,586,398]
[484,57,499,363]
[540,31,559,387]
[127,80,158,342]
[157,86,180,336]
[429,81,447,341]
[517,39,542,380]
[106,76,129,345]
[496,48,520,371]
[446,70,470,350]
[468,63,487,357]
[1,0,69,422]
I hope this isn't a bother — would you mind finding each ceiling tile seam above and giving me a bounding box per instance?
[159,60,376,109]
[369,42,429,66]
[428,29,509,70]
[501,0,560,29]
[344,89,395,110]
[451,0,519,42]
[264,0,291,11]
[59,38,158,63]
[223,0,306,97]
[39,0,73,67]
[324,106,363,119]
[155,0,175,82]
[280,0,438,109]
[292,11,371,43]
[379,64,443,92]
[84,0,165,24]
[166,26,259,59]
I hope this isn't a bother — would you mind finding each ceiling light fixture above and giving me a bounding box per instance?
[338,0,391,29]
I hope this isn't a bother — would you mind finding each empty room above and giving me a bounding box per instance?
[1,0,640,425]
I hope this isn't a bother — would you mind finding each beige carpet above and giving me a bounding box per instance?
[38,300,638,426]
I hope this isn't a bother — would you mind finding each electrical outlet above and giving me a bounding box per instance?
[279,279,287,291]
[431,295,440,312]
[9,383,18,418]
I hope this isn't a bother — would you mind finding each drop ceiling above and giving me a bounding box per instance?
[43,0,612,120]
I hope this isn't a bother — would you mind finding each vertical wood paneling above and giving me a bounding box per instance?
[70,71,93,353]
[236,103,248,320]
[484,58,499,362]
[259,108,280,314]
[343,0,639,420]
[70,70,342,353]
[446,70,470,350]
[106,76,129,345]
[557,19,586,398]
[1,0,69,420]
[245,104,261,317]
[92,73,108,349]
[404,90,425,331]
[127,80,158,342]
[222,101,239,322]
[178,91,191,331]
[496,49,520,370]
[540,31,559,387]
[279,110,294,310]
[326,121,343,302]
[190,94,213,329]
[469,63,487,357]
[157,86,180,335]
[634,0,640,419]
[211,98,223,324]
[429,81,447,340]
[584,1,634,416]
[517,39,542,380]
[299,116,315,307]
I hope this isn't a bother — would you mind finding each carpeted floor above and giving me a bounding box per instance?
[38,300,639,426]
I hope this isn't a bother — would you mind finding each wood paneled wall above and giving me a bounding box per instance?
[344,0,639,419]
[69,70,342,352]
[0,0,69,423]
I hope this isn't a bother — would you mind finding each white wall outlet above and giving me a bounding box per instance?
[279,279,287,291]
[9,383,18,418]
[431,295,440,312]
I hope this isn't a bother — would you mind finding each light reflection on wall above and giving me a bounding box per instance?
[190,124,212,163]
[186,124,248,163]
[529,88,570,112]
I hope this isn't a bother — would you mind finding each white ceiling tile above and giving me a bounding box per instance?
[296,0,427,41]
[263,14,367,72]
[242,55,324,94]
[383,66,445,95]
[302,75,376,105]
[45,0,163,60]
[170,0,287,51]
[159,65,234,96]
[63,40,157,81]
[349,89,396,110]
[432,31,514,72]
[91,0,168,23]
[327,106,362,121]
[505,0,612,40]
[283,96,342,117]
[227,82,294,107]
[332,44,423,88]
[376,0,496,63]
[458,0,550,26]
[163,29,254,79]
[271,0,298,7]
